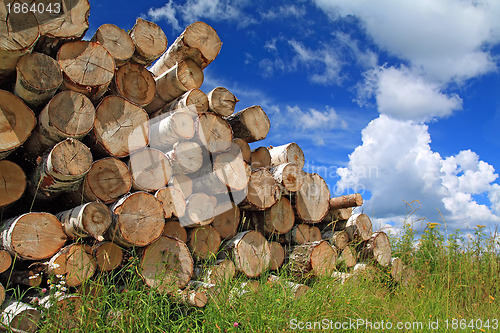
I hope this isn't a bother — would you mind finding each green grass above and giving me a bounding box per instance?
[4,220,500,332]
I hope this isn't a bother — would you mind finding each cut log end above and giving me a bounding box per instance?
[0,160,26,208]
[130,18,168,66]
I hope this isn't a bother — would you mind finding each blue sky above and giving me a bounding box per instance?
[88,0,500,233]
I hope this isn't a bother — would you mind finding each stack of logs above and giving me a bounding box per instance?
[0,1,414,330]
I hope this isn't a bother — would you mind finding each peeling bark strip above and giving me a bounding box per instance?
[289,240,337,278]
[224,230,270,278]
[129,18,168,67]
[14,52,62,107]
[0,5,39,80]
[140,236,194,294]
[106,192,165,248]
[55,202,112,240]
[145,59,204,113]
[91,23,135,67]
[329,193,363,210]
[226,105,270,143]
[88,95,149,158]
[269,142,305,170]
[0,90,37,159]
[110,62,156,106]
[57,41,115,102]
[34,0,90,56]
[150,21,222,76]
[23,90,95,155]
[0,212,67,260]
[29,138,93,200]
[0,160,26,208]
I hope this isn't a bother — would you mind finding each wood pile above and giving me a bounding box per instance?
[0,1,409,330]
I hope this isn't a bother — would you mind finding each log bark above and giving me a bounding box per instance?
[329,193,363,210]
[0,250,12,274]
[55,202,112,240]
[390,257,403,282]
[33,0,90,56]
[128,148,172,192]
[162,220,187,243]
[168,173,193,199]
[197,113,233,153]
[337,246,357,269]
[150,21,222,75]
[158,88,208,117]
[268,242,285,270]
[110,62,156,106]
[155,187,186,219]
[145,59,203,113]
[229,138,251,163]
[187,226,221,260]
[269,143,305,170]
[267,275,309,298]
[0,212,67,260]
[345,213,373,242]
[88,95,149,158]
[228,280,260,301]
[57,41,115,102]
[47,243,96,287]
[240,168,280,210]
[187,280,219,299]
[3,267,42,287]
[179,193,217,228]
[250,147,271,169]
[0,90,36,159]
[175,288,208,308]
[289,240,337,278]
[0,160,26,208]
[72,157,132,205]
[256,197,295,235]
[0,300,41,333]
[166,141,203,174]
[106,192,165,248]
[0,5,39,80]
[223,230,270,278]
[23,91,95,156]
[270,163,304,193]
[91,23,134,67]
[140,236,194,294]
[292,224,322,245]
[207,87,238,117]
[150,111,196,151]
[358,231,392,267]
[225,106,270,143]
[91,241,123,272]
[29,138,92,200]
[129,18,167,67]
[213,152,250,191]
[14,52,62,108]
[294,173,330,224]
[212,202,240,239]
